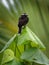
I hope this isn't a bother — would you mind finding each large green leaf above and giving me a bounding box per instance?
[17,27,45,50]
[21,47,49,65]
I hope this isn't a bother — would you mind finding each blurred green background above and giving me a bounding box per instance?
[0,0,49,59]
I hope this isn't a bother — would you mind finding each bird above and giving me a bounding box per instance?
[18,13,29,34]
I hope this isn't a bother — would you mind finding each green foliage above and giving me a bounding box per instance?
[3,60,23,65]
[0,34,16,53]
[0,0,49,65]
[21,47,49,64]
[2,49,14,65]
[17,27,45,50]
[0,27,49,65]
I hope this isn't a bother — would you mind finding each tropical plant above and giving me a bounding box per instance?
[0,26,49,65]
[0,0,49,65]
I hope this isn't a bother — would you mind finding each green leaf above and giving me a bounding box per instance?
[2,59,23,65]
[0,34,16,53]
[17,26,46,50]
[1,49,14,65]
[21,47,49,65]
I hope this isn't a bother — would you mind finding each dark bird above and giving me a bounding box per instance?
[18,13,29,33]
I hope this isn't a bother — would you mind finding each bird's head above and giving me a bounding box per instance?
[21,13,28,16]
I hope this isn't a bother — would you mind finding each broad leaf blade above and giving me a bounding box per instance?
[21,47,49,65]
[17,27,45,50]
